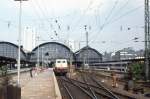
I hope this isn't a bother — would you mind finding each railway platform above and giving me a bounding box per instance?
[11,68,61,99]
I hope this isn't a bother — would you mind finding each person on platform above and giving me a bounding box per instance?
[111,72,118,88]
[30,67,33,78]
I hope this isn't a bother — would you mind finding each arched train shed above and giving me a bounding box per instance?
[0,41,27,60]
[75,46,102,66]
[0,41,27,65]
[30,42,74,66]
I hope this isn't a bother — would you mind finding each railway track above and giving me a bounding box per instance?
[81,72,137,99]
[79,69,150,91]
[76,71,150,99]
[57,76,93,99]
[66,77,115,98]
[57,75,136,99]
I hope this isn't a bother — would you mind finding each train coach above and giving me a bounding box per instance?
[53,59,68,75]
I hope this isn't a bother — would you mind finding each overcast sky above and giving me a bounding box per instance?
[0,0,144,53]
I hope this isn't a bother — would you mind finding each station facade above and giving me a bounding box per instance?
[30,42,74,66]
[0,41,27,60]
[75,46,102,67]
[0,41,28,69]
[0,41,102,67]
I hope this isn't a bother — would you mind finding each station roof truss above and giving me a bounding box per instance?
[75,46,102,63]
[0,41,27,62]
[30,42,75,63]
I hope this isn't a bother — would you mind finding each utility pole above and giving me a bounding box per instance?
[37,36,40,68]
[14,0,28,86]
[69,47,72,78]
[41,47,44,67]
[85,25,89,47]
[84,25,89,67]
[145,0,150,80]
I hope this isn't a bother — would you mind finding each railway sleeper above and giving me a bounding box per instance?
[61,77,96,99]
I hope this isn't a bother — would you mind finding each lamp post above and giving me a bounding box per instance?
[41,47,44,67]
[84,25,89,68]
[37,36,40,68]
[14,0,28,86]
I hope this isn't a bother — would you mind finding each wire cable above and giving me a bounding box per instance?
[88,0,119,45]
[89,4,143,44]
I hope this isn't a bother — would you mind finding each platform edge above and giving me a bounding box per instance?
[53,70,62,99]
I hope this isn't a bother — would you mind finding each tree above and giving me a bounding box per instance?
[0,65,8,76]
[130,62,144,80]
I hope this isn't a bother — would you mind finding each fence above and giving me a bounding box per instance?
[0,77,21,99]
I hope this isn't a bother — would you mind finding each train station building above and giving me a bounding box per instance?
[75,46,102,67]
[0,41,103,68]
[0,41,29,69]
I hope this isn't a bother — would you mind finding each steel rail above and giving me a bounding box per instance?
[61,77,96,99]
[63,83,74,99]
[75,71,137,99]
[81,74,98,99]
[81,85,113,99]
[59,77,74,99]
[90,76,120,99]
[65,77,114,98]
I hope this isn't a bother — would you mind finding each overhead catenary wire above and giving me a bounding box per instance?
[94,3,103,31]
[89,4,143,44]
[30,0,58,41]
[0,18,18,28]
[43,0,51,18]
[88,0,119,45]
[2,0,142,52]
[108,0,130,22]
[33,0,48,21]
[102,0,119,27]
[85,0,119,46]
[30,0,76,43]
[107,5,143,26]
[69,0,143,49]
[71,0,94,41]
[30,0,47,29]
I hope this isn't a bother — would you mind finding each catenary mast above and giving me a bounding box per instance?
[145,0,150,80]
